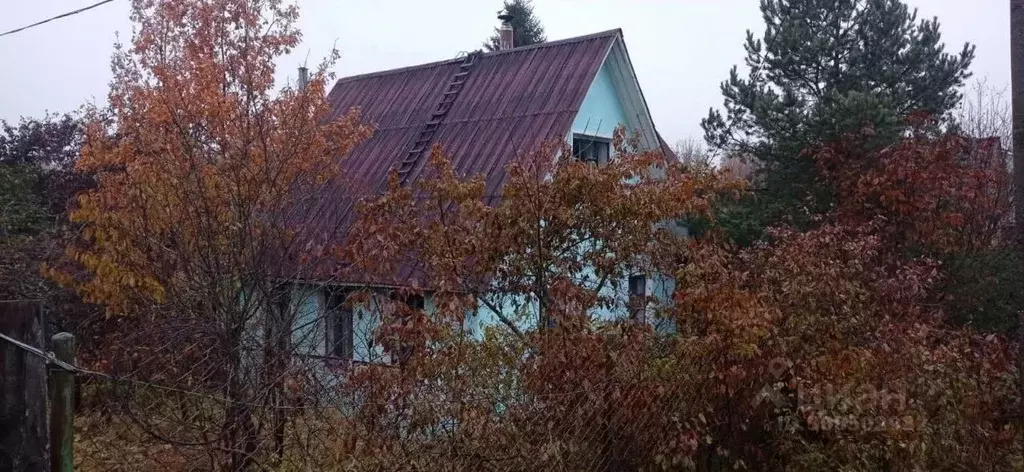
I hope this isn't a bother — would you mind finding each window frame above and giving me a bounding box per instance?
[572,134,611,167]
[627,274,647,322]
[325,288,354,360]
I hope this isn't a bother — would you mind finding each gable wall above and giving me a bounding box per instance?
[571,61,630,139]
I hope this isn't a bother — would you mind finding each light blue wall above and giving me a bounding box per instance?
[288,287,487,364]
[571,62,630,139]
[291,286,325,355]
[284,273,673,365]
[352,295,388,363]
[471,266,655,335]
[288,286,392,363]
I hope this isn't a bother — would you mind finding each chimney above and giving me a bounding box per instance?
[498,13,514,50]
[297,66,309,90]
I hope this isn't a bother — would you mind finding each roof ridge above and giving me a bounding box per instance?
[481,28,621,57]
[333,29,622,85]
[334,57,460,84]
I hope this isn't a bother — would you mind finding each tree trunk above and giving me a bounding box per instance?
[265,300,292,462]
[1011,0,1024,454]
[223,315,257,472]
[1014,1,1024,245]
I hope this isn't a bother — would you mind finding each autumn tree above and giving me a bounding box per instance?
[354,131,731,335]
[484,0,547,51]
[816,114,1020,333]
[0,112,86,235]
[0,112,98,345]
[49,0,371,469]
[666,223,1017,469]
[0,112,83,168]
[632,117,1018,467]
[703,0,975,244]
[335,123,1018,469]
[335,134,739,469]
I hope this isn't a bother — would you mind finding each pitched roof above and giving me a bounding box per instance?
[302,30,624,284]
[325,29,621,199]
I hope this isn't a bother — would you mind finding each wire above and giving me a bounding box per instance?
[0,0,117,38]
[0,330,627,410]
[0,331,284,407]
[0,332,84,374]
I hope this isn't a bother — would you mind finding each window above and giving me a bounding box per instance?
[572,135,610,166]
[405,294,425,312]
[326,289,353,359]
[267,286,292,342]
[390,293,425,364]
[389,292,425,314]
[628,274,647,321]
[628,274,646,297]
[269,286,291,318]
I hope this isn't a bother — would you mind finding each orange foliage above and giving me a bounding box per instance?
[47,0,372,469]
[343,125,1018,470]
[816,116,1011,253]
[353,131,739,334]
[51,0,371,314]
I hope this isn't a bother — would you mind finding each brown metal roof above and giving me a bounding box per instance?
[326,29,619,196]
[304,30,622,284]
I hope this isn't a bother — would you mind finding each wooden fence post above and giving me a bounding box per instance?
[50,333,75,472]
[0,300,48,472]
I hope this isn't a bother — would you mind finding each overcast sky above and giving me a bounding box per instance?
[0,0,1011,145]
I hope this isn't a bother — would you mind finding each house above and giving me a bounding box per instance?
[282,22,676,365]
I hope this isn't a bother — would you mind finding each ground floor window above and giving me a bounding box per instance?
[628,274,647,322]
[326,288,354,360]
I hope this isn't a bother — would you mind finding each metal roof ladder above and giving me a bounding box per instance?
[395,51,480,185]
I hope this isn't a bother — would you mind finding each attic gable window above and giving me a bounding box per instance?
[572,134,610,166]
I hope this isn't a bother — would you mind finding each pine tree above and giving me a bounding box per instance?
[484,0,546,51]
[702,0,975,244]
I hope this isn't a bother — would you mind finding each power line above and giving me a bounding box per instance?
[0,0,116,39]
